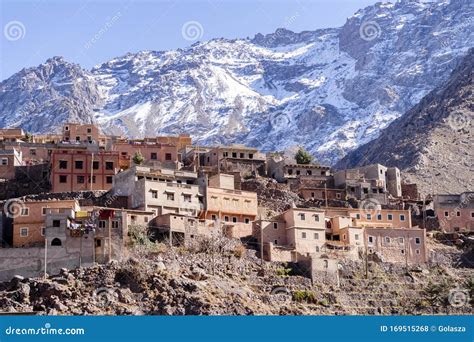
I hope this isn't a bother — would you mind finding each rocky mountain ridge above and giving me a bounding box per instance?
[0,0,473,164]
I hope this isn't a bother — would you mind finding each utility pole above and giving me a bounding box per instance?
[90,152,94,191]
[44,238,48,278]
[324,183,328,208]
[108,215,112,262]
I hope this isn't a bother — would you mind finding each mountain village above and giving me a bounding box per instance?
[0,123,472,289]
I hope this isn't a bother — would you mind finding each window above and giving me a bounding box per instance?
[144,217,149,223]
[20,227,28,237]
[65,126,69,131]
[372,188,377,194]
[444,211,449,217]
[299,213,305,220]
[224,216,229,222]
[131,215,137,223]
[0,158,7,165]
[183,194,191,202]
[287,169,293,175]
[232,217,237,223]
[76,136,80,141]
[59,175,68,183]
[355,234,359,240]
[248,153,253,159]
[273,222,278,229]
[106,176,113,184]
[232,152,237,158]
[385,237,390,244]
[240,153,244,158]
[296,170,300,175]
[77,175,85,184]
[356,213,361,219]
[314,233,319,239]
[306,170,312,175]
[112,221,119,229]
[415,249,420,255]
[274,239,278,245]
[400,214,405,221]
[52,220,61,227]
[343,234,347,240]
[336,193,341,199]
[151,190,158,199]
[41,227,46,236]
[75,160,84,169]
[244,218,250,224]
[415,237,421,244]
[93,161,100,170]
[165,153,172,161]
[387,214,393,220]
[315,246,320,252]
[30,148,36,156]
[401,249,405,255]
[366,214,372,220]
[368,236,374,244]
[456,211,461,217]
[98,220,106,228]
[87,128,92,133]
[377,214,382,220]
[167,193,174,201]
[21,208,29,216]
[399,237,404,244]
[311,192,315,198]
[211,214,217,221]
[150,153,157,160]
[88,176,96,184]
[301,232,307,239]
[59,160,68,169]
[471,212,474,219]
[363,188,369,194]
[314,214,320,222]
[42,207,47,216]
[105,162,114,170]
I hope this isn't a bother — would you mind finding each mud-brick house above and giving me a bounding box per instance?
[203,145,266,176]
[434,192,474,233]
[200,173,258,239]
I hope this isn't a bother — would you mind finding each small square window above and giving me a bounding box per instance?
[444,211,449,217]
[314,233,319,239]
[456,211,461,217]
[52,220,61,227]
[93,161,100,170]
[299,213,305,220]
[244,218,250,224]
[42,207,47,215]
[301,232,307,239]
[20,227,28,237]
[366,214,372,220]
[21,208,29,216]
[387,214,393,220]
[165,153,172,161]
[59,175,68,183]
[150,153,157,160]
[75,160,84,169]
[377,214,382,220]
[98,220,106,228]
[41,227,46,236]
[400,214,405,221]
[77,175,85,184]
[112,221,119,229]
[314,214,320,222]
[232,217,237,223]
[105,162,114,170]
[415,237,421,244]
[106,176,113,184]
[59,160,68,169]
[151,190,158,199]
[273,222,278,229]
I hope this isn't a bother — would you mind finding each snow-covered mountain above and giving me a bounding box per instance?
[0,0,472,164]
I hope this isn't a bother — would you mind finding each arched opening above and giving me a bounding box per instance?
[51,238,62,246]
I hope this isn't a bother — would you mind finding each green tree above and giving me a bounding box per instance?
[22,132,33,143]
[295,147,313,164]
[132,151,145,165]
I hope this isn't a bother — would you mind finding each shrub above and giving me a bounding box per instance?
[293,290,317,304]
[295,147,313,164]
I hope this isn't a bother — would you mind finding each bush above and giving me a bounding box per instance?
[276,267,292,277]
[295,147,313,164]
[233,245,246,258]
[293,290,317,304]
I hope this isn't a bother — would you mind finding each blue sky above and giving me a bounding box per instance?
[0,0,379,80]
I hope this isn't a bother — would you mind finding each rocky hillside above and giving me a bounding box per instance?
[1,0,473,164]
[0,237,472,315]
[335,48,473,195]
